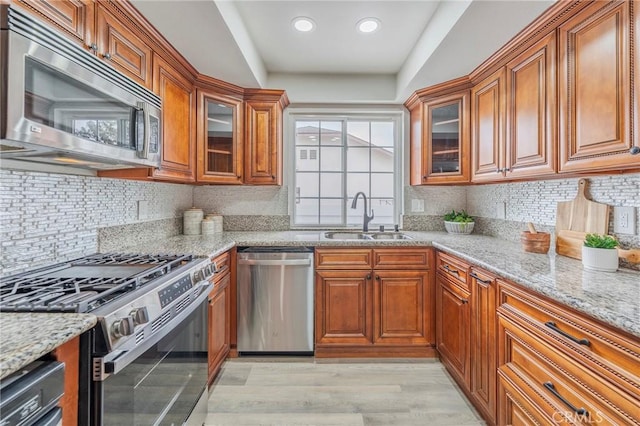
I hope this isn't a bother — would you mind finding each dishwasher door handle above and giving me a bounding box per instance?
[238,259,312,266]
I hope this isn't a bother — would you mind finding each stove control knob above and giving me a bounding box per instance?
[130,307,149,326]
[111,317,135,339]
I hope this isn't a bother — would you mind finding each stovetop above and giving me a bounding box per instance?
[0,253,196,313]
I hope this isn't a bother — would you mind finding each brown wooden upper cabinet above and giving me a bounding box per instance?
[558,1,639,172]
[15,0,154,89]
[504,31,557,179]
[407,78,471,185]
[152,54,196,182]
[197,89,244,184]
[471,68,505,183]
[472,32,557,182]
[95,4,153,89]
[11,0,95,48]
[244,90,288,185]
[422,92,470,184]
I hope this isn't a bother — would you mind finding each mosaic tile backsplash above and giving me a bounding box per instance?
[0,170,192,275]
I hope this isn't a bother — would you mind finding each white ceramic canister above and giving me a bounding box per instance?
[205,214,223,233]
[201,218,216,235]
[183,207,204,235]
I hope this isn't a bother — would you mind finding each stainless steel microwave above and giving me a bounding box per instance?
[0,5,161,171]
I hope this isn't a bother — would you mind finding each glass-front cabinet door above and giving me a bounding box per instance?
[423,91,469,184]
[197,90,243,183]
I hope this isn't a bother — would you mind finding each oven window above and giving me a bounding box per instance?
[24,57,137,150]
[100,302,208,425]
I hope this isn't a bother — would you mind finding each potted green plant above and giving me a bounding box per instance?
[443,210,475,234]
[582,233,619,272]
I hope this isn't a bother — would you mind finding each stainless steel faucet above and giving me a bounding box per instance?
[351,192,374,232]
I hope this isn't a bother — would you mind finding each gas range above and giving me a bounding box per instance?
[0,253,216,353]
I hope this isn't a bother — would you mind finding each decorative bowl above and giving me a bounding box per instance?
[444,221,475,235]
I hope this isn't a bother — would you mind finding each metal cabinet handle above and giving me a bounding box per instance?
[543,382,588,416]
[375,275,380,280]
[366,274,371,280]
[630,146,640,155]
[544,321,590,346]
[470,272,492,285]
[495,169,502,174]
[443,264,459,276]
[103,52,112,60]
[88,43,98,52]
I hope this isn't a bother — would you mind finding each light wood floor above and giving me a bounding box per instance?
[204,358,486,426]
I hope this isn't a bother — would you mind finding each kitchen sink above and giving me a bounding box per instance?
[323,231,412,240]
[369,232,412,240]
[324,231,373,240]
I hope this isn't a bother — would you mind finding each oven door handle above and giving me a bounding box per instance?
[96,281,212,380]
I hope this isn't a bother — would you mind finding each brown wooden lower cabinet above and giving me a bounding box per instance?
[208,271,230,385]
[435,250,640,426]
[497,279,640,426]
[314,247,434,357]
[469,267,497,425]
[435,272,471,388]
[52,336,80,426]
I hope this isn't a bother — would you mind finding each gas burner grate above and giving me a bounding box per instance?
[0,253,195,313]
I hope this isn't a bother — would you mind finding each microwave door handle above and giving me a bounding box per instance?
[136,101,151,159]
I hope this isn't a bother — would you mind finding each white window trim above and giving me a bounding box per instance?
[285,105,405,229]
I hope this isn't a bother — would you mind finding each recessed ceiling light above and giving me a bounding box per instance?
[292,17,315,32]
[357,18,380,33]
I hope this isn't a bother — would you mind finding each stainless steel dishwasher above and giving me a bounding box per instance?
[236,247,314,354]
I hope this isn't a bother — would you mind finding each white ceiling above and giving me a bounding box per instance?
[131,0,554,103]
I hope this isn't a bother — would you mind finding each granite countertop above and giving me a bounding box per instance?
[118,230,640,338]
[0,313,97,380]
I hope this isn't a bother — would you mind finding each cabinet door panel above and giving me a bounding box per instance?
[315,270,372,345]
[373,270,430,345]
[422,91,470,184]
[559,1,637,172]
[13,0,94,48]
[208,273,230,384]
[244,101,280,185]
[506,32,556,178]
[472,68,505,182]
[470,269,497,424]
[197,91,243,184]
[436,274,470,387]
[96,5,152,88]
[152,55,195,181]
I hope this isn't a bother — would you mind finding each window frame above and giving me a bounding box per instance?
[287,109,403,229]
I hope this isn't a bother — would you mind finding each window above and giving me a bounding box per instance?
[293,116,399,227]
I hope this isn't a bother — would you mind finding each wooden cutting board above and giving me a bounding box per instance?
[555,179,610,260]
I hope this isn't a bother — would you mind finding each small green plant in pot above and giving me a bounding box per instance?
[582,233,619,272]
[443,210,475,234]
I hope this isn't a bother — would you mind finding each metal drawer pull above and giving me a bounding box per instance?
[470,272,491,285]
[543,382,589,416]
[544,321,590,346]
[443,264,459,276]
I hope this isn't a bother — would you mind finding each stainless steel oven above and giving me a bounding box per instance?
[0,5,161,170]
[0,253,217,426]
[87,293,209,426]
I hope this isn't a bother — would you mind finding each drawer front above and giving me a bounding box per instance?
[499,368,555,426]
[500,315,639,425]
[373,248,430,269]
[497,279,640,399]
[315,248,373,270]
[212,251,231,277]
[436,251,469,289]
